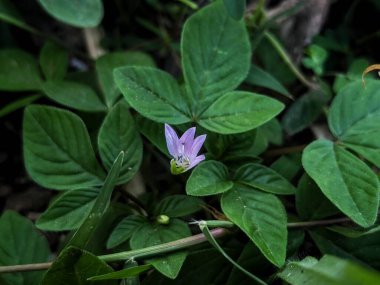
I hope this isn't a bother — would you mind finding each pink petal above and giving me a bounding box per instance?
[190,134,207,158]
[165,124,179,157]
[188,154,205,170]
[179,127,196,157]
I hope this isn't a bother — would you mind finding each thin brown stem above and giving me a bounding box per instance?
[287,217,351,228]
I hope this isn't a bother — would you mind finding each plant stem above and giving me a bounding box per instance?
[264,144,307,157]
[287,217,352,228]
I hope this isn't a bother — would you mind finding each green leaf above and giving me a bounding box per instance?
[245,65,292,99]
[0,211,50,285]
[41,246,116,285]
[23,105,105,190]
[42,81,107,112]
[234,163,296,195]
[96,51,156,107]
[39,41,68,80]
[130,219,191,279]
[114,66,191,124]
[68,152,124,249]
[154,195,204,217]
[260,118,283,146]
[0,49,42,91]
[107,215,147,249]
[0,94,41,118]
[38,0,103,28]
[221,185,287,267]
[36,188,99,231]
[270,153,302,181]
[181,1,251,109]
[98,102,143,184]
[282,90,327,135]
[302,44,328,76]
[223,0,246,20]
[199,91,284,134]
[278,255,380,285]
[186,161,233,196]
[0,0,37,33]
[328,79,380,168]
[302,140,380,227]
[88,264,152,281]
[327,224,380,238]
[296,174,339,220]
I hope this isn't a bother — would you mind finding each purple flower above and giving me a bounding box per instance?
[164,124,206,175]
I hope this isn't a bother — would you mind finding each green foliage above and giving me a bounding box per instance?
[39,41,68,80]
[153,195,204,217]
[223,0,246,20]
[0,211,50,285]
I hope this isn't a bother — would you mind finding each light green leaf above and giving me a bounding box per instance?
[23,105,106,190]
[302,140,379,227]
[199,91,284,134]
[96,51,156,107]
[38,0,103,28]
[278,255,380,285]
[329,79,380,167]
[36,188,99,231]
[223,0,246,20]
[186,161,233,196]
[234,163,296,195]
[39,41,68,80]
[154,195,204,217]
[98,101,143,184]
[0,49,42,91]
[296,174,339,220]
[68,152,124,249]
[0,0,37,33]
[0,211,50,285]
[221,185,287,267]
[107,215,147,249]
[114,66,191,124]
[245,65,292,99]
[181,1,251,109]
[88,264,152,281]
[41,246,116,285]
[42,80,107,112]
[130,219,191,279]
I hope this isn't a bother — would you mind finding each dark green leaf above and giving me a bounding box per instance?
[39,41,68,80]
[0,49,42,91]
[260,118,283,146]
[223,0,246,20]
[0,0,37,33]
[96,51,156,107]
[186,161,233,196]
[38,0,103,28]
[154,195,204,217]
[98,101,143,184]
[130,219,191,279]
[234,163,296,195]
[270,153,302,181]
[36,188,99,231]
[42,80,107,112]
[221,185,287,267]
[278,255,380,285]
[88,264,152,281]
[114,66,191,124]
[0,211,50,285]
[302,140,379,227]
[181,1,250,109]
[199,91,284,134]
[23,105,106,190]
[0,94,41,118]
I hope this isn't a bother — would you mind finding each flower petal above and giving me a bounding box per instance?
[188,154,205,170]
[165,124,179,157]
[190,134,207,158]
[179,127,196,157]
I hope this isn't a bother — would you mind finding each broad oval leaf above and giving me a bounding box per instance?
[36,188,99,231]
[154,195,204,218]
[107,215,147,249]
[130,219,191,279]
[0,211,50,285]
[199,91,284,134]
[42,81,107,112]
[186,160,233,196]
[98,101,143,184]
[221,185,287,267]
[23,105,106,190]
[114,66,191,124]
[234,163,296,195]
[328,79,380,167]
[41,246,116,285]
[38,0,103,28]
[96,51,156,107]
[181,1,251,110]
[39,41,69,80]
[0,49,42,91]
[302,140,379,227]
[223,0,246,20]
